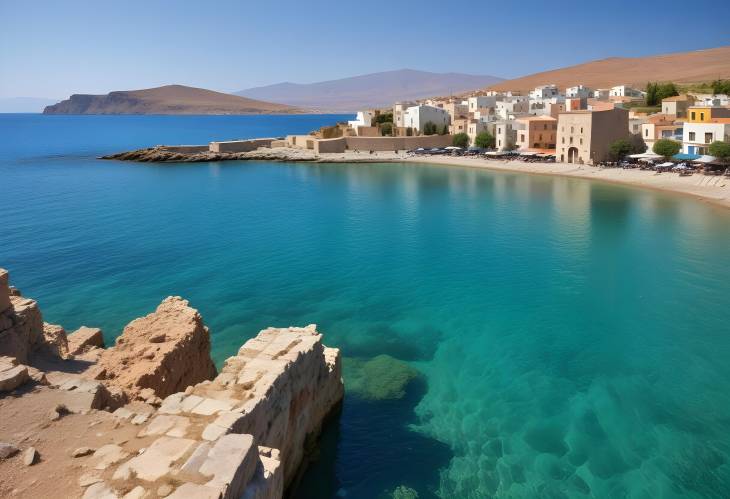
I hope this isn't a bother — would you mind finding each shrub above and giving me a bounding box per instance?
[452,133,469,148]
[645,82,679,106]
[422,121,437,135]
[380,122,393,136]
[709,141,730,162]
[653,139,680,158]
[609,139,632,160]
[374,111,393,124]
[440,124,449,135]
[474,131,496,149]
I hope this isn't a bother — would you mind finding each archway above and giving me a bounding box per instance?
[567,147,579,163]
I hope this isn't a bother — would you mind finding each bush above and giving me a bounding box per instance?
[422,121,437,135]
[374,111,393,125]
[629,134,647,154]
[709,141,730,162]
[453,133,469,148]
[711,79,730,95]
[440,124,449,135]
[653,139,681,158]
[380,122,393,136]
[474,131,495,149]
[645,82,679,106]
[609,139,632,160]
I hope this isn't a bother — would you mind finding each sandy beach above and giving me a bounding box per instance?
[401,155,730,210]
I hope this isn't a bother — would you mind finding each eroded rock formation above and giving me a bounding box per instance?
[87,296,217,402]
[0,268,344,498]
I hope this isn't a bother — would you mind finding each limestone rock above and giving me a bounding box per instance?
[23,446,39,466]
[122,486,147,499]
[113,436,196,482]
[82,482,119,499]
[88,297,217,401]
[41,323,70,359]
[156,484,173,497]
[68,326,105,354]
[72,446,95,457]
[0,442,19,459]
[0,269,10,313]
[0,357,29,392]
[89,444,128,470]
[0,289,44,363]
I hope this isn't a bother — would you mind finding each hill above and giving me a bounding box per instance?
[43,85,302,115]
[485,46,730,93]
[236,69,504,112]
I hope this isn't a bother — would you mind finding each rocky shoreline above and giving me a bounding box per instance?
[0,268,344,498]
[101,146,409,164]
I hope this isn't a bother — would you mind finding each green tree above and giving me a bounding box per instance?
[711,79,730,95]
[609,139,632,160]
[374,112,394,125]
[440,124,450,135]
[422,121,437,135]
[645,82,657,106]
[656,82,679,102]
[708,141,730,163]
[474,131,495,149]
[629,133,647,153]
[652,139,680,159]
[452,133,470,148]
[380,122,393,136]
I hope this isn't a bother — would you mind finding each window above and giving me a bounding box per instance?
[691,112,696,120]
[580,128,583,133]
[705,132,713,143]
[569,137,573,144]
[570,126,574,133]
[498,127,501,134]
[562,137,565,144]
[700,112,705,121]
[580,138,583,145]
[520,134,525,142]
[645,129,649,137]
[689,131,695,141]
[544,124,548,130]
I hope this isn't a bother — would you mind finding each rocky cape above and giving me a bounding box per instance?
[101,146,409,163]
[0,268,344,498]
[43,85,304,115]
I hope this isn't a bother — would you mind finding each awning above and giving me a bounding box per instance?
[657,162,674,167]
[629,152,661,159]
[444,146,462,150]
[673,153,700,161]
[694,155,717,164]
[485,151,507,156]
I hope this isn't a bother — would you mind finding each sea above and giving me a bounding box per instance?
[2,114,730,498]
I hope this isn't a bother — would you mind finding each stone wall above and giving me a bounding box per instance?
[209,139,276,153]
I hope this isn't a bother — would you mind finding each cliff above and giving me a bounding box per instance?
[43,85,304,115]
[0,268,344,498]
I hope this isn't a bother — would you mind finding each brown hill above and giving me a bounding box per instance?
[43,84,303,115]
[485,46,730,93]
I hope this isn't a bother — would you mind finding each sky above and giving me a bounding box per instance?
[1,0,729,99]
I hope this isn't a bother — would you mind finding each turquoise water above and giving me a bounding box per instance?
[2,115,730,498]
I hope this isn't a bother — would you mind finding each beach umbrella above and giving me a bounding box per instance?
[444,146,462,150]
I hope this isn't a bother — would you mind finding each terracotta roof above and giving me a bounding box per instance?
[662,94,692,102]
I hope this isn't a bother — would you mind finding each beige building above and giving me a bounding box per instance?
[661,95,694,118]
[641,114,683,150]
[450,118,469,135]
[393,101,416,128]
[556,108,629,164]
[514,116,557,151]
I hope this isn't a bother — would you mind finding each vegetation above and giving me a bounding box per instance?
[474,131,496,149]
[380,122,393,136]
[608,139,632,161]
[709,141,730,162]
[343,355,420,401]
[452,133,470,148]
[629,133,647,154]
[711,79,730,95]
[439,124,450,135]
[645,82,679,106]
[374,111,393,125]
[422,121,438,135]
[653,139,681,158]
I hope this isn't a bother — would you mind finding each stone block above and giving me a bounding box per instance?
[113,436,196,482]
[68,326,104,354]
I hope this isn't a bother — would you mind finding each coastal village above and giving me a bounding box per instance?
[294,81,730,170]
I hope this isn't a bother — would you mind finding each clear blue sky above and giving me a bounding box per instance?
[1,0,729,99]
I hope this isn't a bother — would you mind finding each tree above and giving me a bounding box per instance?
[609,139,632,161]
[645,82,658,106]
[709,141,730,163]
[439,124,450,135]
[653,139,680,159]
[711,79,730,95]
[629,133,647,154]
[380,122,393,136]
[374,112,393,125]
[422,121,437,135]
[474,131,495,149]
[452,133,469,148]
[645,82,678,106]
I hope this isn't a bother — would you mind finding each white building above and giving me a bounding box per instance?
[402,105,450,133]
[566,85,593,98]
[529,97,565,116]
[496,99,529,119]
[593,89,610,100]
[394,101,416,128]
[692,94,730,106]
[348,111,373,129]
[467,96,497,113]
[682,121,730,155]
[609,85,645,98]
[529,85,560,100]
[493,120,517,151]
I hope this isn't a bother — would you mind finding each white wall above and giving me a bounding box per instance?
[403,105,450,133]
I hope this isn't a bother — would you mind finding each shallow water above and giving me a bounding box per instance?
[2,115,730,498]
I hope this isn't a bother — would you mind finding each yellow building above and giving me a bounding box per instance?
[686,106,730,123]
